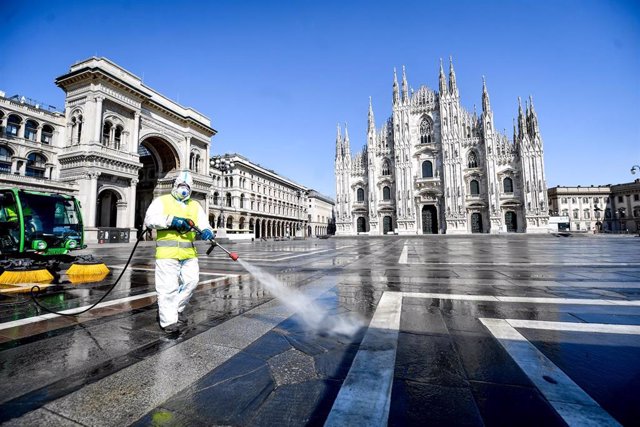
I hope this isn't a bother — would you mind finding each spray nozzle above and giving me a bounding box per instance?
[185,219,239,262]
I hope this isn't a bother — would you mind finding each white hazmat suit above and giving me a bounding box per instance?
[143,171,213,330]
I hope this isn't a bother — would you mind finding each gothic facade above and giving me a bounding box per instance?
[335,59,549,235]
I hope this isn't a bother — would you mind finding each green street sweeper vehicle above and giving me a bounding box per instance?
[0,188,109,286]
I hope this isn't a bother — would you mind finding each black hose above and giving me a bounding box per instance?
[29,228,148,317]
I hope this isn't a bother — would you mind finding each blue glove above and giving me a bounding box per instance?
[201,229,215,241]
[170,216,191,233]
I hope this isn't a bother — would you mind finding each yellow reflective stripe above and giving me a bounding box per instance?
[155,194,201,260]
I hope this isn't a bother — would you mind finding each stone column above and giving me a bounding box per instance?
[36,125,42,144]
[93,96,104,143]
[129,178,138,229]
[185,136,191,171]
[18,121,25,139]
[131,112,140,154]
[87,171,100,227]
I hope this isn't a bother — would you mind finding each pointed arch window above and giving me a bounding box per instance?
[383,186,391,201]
[382,160,390,176]
[420,118,433,144]
[470,179,480,195]
[503,177,513,193]
[468,151,478,168]
[422,160,433,178]
[356,188,365,202]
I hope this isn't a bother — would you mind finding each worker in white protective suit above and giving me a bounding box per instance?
[143,171,214,334]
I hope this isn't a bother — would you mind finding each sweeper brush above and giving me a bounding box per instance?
[67,262,110,284]
[0,267,54,285]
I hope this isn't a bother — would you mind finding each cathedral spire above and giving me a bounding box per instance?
[448,56,458,95]
[393,67,399,105]
[401,65,408,102]
[518,97,526,139]
[482,75,491,112]
[439,58,446,95]
[529,95,539,137]
[344,122,350,156]
[335,123,343,160]
[368,96,375,132]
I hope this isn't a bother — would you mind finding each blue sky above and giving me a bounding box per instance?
[1,0,638,198]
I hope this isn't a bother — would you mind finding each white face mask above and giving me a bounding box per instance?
[175,184,191,200]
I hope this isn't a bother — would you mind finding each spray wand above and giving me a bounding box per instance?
[185,219,239,261]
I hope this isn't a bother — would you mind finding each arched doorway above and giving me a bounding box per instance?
[383,216,393,234]
[471,213,483,233]
[421,205,438,234]
[505,211,517,232]
[357,217,367,233]
[135,136,180,230]
[96,189,120,227]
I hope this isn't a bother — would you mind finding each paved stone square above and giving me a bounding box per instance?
[0,234,639,426]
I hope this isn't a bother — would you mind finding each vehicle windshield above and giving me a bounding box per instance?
[20,192,82,240]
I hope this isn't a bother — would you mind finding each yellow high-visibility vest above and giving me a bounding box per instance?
[155,194,200,260]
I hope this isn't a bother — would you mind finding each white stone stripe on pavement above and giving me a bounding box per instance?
[505,319,640,335]
[403,292,640,306]
[325,291,402,427]
[480,318,622,427]
[398,241,408,264]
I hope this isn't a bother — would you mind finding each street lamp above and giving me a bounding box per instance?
[594,205,602,233]
[631,165,640,175]
[210,156,234,240]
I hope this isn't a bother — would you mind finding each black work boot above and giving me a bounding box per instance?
[178,311,188,327]
[162,322,180,335]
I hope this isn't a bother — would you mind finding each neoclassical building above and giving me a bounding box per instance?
[335,59,549,235]
[0,57,323,242]
[209,153,311,239]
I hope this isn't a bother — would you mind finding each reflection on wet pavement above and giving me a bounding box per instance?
[0,235,638,425]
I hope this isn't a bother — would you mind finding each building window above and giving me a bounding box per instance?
[573,209,579,219]
[634,194,639,201]
[572,197,576,203]
[584,209,590,219]
[467,151,478,168]
[618,196,623,203]
[240,194,245,209]
[102,122,112,146]
[357,188,365,202]
[26,152,46,178]
[25,120,38,141]
[422,160,433,178]
[382,160,390,176]
[470,180,480,196]
[41,125,53,144]
[383,186,391,200]
[226,193,232,207]
[419,118,433,144]
[114,126,123,150]
[561,198,567,204]
[213,192,219,205]
[561,209,568,216]
[6,114,21,137]
[503,177,513,193]
[583,197,588,203]
[0,146,13,173]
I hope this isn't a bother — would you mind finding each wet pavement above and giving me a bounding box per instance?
[0,234,639,426]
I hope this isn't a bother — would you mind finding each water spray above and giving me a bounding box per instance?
[185,219,238,261]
